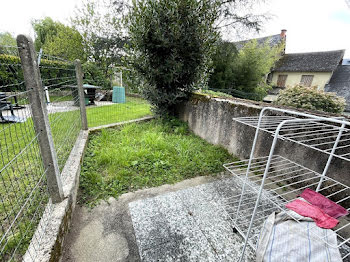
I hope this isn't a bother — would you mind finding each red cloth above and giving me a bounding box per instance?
[300,188,348,219]
[286,199,339,229]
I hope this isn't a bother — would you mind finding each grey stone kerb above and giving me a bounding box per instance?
[23,130,88,262]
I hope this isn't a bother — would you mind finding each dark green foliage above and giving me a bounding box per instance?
[0,55,24,89]
[80,119,237,206]
[275,85,346,114]
[208,41,237,90]
[32,17,60,51]
[43,26,86,62]
[0,32,17,55]
[0,54,74,91]
[127,0,219,115]
[208,39,284,101]
[82,62,112,89]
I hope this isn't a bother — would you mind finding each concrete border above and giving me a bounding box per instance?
[22,116,154,262]
[88,116,154,133]
[23,130,88,262]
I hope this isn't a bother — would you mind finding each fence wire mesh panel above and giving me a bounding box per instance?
[86,92,151,128]
[0,45,52,261]
[39,54,82,171]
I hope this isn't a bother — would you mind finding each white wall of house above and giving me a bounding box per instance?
[271,71,333,90]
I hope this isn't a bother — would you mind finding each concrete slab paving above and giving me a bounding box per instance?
[129,176,255,262]
[61,174,255,262]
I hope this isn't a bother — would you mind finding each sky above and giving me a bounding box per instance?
[0,0,350,57]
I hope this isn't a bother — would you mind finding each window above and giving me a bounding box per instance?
[277,75,288,87]
[300,75,314,87]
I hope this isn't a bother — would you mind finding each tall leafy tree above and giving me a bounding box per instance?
[32,17,61,51]
[43,26,86,61]
[127,0,219,115]
[209,39,284,100]
[0,32,17,55]
[232,39,283,98]
[208,41,238,90]
[32,17,85,61]
[72,0,127,74]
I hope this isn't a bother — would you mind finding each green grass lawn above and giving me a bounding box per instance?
[86,96,151,128]
[0,110,81,261]
[80,119,238,206]
[49,94,74,102]
[0,95,152,259]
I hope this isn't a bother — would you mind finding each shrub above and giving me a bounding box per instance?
[126,0,218,116]
[0,54,74,91]
[275,85,346,114]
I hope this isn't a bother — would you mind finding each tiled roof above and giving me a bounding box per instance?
[325,65,350,111]
[273,50,345,72]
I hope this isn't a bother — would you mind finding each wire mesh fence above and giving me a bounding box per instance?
[83,65,152,128]
[1,37,152,261]
[0,45,52,261]
[86,92,151,128]
[39,55,82,170]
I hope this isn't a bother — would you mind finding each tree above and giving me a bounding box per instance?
[213,0,268,36]
[208,41,238,90]
[32,17,85,61]
[72,0,127,74]
[126,0,219,115]
[231,39,283,99]
[0,32,17,55]
[209,39,284,100]
[43,26,86,61]
[32,17,61,51]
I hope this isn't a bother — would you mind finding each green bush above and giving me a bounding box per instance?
[0,55,24,89]
[126,0,218,115]
[275,85,346,114]
[0,54,74,91]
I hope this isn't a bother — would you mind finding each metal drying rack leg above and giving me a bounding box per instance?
[238,118,284,262]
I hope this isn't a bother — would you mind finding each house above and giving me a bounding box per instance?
[233,30,347,104]
[270,50,345,90]
[325,64,350,111]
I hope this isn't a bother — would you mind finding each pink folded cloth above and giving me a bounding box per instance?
[300,188,348,219]
[286,199,339,229]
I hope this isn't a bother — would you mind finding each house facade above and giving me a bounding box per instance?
[234,30,348,104]
[270,50,345,90]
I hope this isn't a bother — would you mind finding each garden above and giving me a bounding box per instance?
[80,119,236,206]
[0,0,349,261]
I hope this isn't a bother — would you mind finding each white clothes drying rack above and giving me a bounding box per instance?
[222,107,350,261]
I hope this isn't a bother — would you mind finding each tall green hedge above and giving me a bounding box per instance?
[0,54,75,91]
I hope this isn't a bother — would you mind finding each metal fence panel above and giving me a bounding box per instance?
[0,45,52,261]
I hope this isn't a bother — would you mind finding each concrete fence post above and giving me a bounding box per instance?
[74,60,88,130]
[17,35,64,203]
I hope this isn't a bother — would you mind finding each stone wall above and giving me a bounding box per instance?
[175,94,350,188]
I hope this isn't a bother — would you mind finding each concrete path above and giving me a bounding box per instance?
[61,175,255,262]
